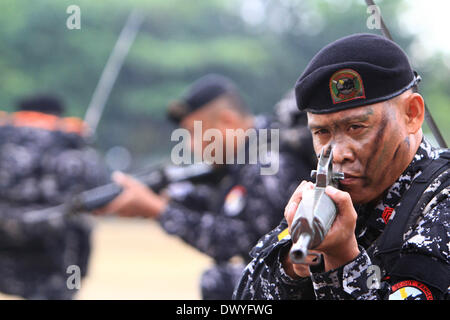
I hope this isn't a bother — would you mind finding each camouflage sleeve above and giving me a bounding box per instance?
[165,182,215,212]
[78,146,109,187]
[310,189,449,300]
[310,247,384,299]
[57,147,109,191]
[0,144,108,240]
[158,151,308,263]
[233,220,315,300]
[40,146,108,204]
[159,202,256,262]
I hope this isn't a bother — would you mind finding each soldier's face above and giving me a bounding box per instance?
[307,101,411,204]
[180,98,247,164]
[181,110,219,160]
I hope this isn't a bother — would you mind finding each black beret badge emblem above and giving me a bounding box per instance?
[330,69,365,104]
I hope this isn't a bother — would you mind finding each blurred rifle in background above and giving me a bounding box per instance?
[22,163,217,223]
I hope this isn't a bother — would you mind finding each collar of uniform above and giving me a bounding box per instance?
[356,138,435,242]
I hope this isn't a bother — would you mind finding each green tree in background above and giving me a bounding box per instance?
[0,0,448,170]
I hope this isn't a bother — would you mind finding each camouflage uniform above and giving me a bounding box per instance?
[0,113,107,299]
[234,139,449,300]
[158,115,315,299]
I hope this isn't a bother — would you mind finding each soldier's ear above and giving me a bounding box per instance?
[404,92,424,134]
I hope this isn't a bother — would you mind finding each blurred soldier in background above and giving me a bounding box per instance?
[0,94,108,299]
[96,74,316,299]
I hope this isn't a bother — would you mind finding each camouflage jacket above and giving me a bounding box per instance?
[158,116,315,264]
[0,114,107,299]
[233,139,449,300]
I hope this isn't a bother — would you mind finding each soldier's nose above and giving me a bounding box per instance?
[331,143,355,165]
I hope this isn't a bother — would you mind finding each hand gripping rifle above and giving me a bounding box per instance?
[289,145,344,264]
[22,163,216,224]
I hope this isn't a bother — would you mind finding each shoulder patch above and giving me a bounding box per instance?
[389,280,434,300]
[224,185,247,217]
[381,207,394,224]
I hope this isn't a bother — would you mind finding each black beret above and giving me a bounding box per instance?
[295,33,421,114]
[167,74,239,123]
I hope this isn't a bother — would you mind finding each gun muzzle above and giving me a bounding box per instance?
[290,232,311,264]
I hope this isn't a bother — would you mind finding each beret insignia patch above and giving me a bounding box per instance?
[329,69,366,104]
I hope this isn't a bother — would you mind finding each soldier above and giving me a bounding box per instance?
[0,94,108,299]
[96,74,316,299]
[233,33,449,300]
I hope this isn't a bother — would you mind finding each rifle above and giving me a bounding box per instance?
[289,145,344,264]
[365,0,447,148]
[22,163,216,224]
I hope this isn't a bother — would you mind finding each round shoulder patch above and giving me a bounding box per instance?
[224,185,247,217]
[389,280,434,300]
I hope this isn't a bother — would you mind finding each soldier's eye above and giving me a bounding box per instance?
[349,124,364,132]
[314,129,329,136]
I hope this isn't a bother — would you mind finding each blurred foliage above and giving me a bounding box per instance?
[0,0,448,170]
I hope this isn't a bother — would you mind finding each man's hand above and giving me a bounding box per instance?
[282,181,315,278]
[282,181,360,277]
[315,186,360,271]
[93,171,168,219]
